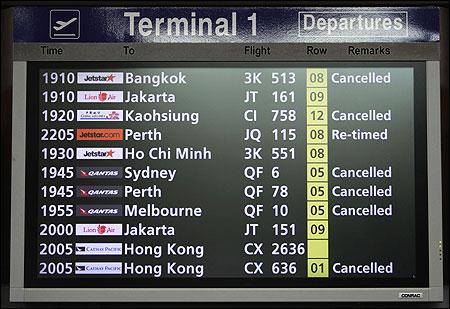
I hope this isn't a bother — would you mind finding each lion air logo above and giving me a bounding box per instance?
[75,223,122,236]
[97,224,107,234]
[99,92,108,101]
[77,91,123,103]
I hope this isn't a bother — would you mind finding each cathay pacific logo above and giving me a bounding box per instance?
[75,243,122,255]
[75,262,122,274]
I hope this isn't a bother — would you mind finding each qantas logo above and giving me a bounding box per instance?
[75,262,122,274]
[76,186,123,197]
[75,243,122,255]
[76,129,123,141]
[76,205,123,216]
[76,148,123,160]
[80,170,118,177]
[76,223,122,236]
[77,110,123,121]
[77,91,123,103]
[78,207,118,215]
[77,167,123,178]
[77,72,124,84]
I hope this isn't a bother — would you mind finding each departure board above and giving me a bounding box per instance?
[7,6,443,303]
[24,63,427,287]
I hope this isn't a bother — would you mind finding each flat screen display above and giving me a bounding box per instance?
[23,62,428,288]
[6,5,444,303]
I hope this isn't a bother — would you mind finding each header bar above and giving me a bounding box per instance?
[13,7,439,43]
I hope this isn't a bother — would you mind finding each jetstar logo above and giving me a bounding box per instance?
[77,72,124,84]
[77,91,123,103]
[75,262,122,274]
[77,167,123,178]
[76,129,123,140]
[104,74,116,82]
[75,243,122,255]
[76,186,123,197]
[76,223,123,236]
[77,110,123,121]
[76,148,123,160]
[76,205,123,216]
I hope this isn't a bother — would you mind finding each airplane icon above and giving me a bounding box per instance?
[49,9,80,39]
[53,17,78,31]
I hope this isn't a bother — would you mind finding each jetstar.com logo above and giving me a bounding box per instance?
[76,205,123,216]
[77,72,124,84]
[76,186,123,197]
[76,129,123,140]
[77,91,123,103]
[77,167,123,178]
[76,223,123,236]
[76,148,123,160]
[77,110,123,121]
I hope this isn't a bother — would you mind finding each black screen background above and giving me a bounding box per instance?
[23,61,429,288]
